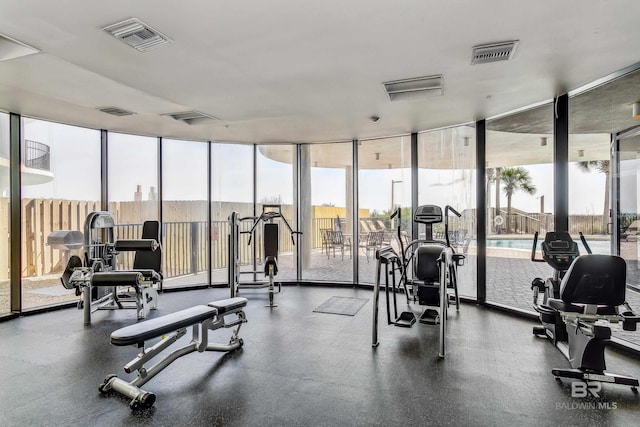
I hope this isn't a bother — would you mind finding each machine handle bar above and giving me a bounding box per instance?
[579,232,593,255]
[531,231,545,263]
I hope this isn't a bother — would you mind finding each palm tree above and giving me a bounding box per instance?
[576,160,609,232]
[499,167,536,233]
[486,168,502,233]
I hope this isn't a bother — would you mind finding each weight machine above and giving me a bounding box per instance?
[60,211,163,325]
[228,205,301,307]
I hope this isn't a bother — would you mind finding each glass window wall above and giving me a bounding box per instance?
[256,145,296,281]
[569,88,617,255]
[0,113,10,315]
[107,133,159,271]
[485,105,554,310]
[300,142,353,283]
[162,139,208,289]
[418,126,477,299]
[211,143,254,283]
[358,136,412,284]
[21,118,101,309]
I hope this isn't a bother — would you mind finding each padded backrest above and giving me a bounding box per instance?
[133,221,162,274]
[560,254,626,306]
[414,245,443,281]
[264,223,279,259]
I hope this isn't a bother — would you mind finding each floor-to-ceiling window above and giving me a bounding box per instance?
[418,126,477,298]
[569,83,618,256]
[107,133,159,271]
[358,135,411,284]
[576,68,640,347]
[300,142,353,283]
[256,145,296,281]
[162,138,208,288]
[0,113,10,315]
[485,104,554,310]
[21,118,101,309]
[211,143,254,284]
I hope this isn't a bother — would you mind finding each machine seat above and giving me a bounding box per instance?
[547,299,618,315]
[559,254,626,307]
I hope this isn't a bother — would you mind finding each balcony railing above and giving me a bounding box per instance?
[23,139,51,171]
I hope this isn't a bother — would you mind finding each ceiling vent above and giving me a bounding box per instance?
[383,75,443,101]
[163,111,220,125]
[103,18,172,52]
[98,106,136,116]
[471,41,518,65]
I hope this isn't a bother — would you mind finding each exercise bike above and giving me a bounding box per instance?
[371,204,465,358]
[530,231,640,391]
[229,204,301,307]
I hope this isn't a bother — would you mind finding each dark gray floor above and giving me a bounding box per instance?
[1,285,640,426]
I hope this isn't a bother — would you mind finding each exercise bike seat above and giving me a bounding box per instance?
[558,254,626,308]
[547,299,618,315]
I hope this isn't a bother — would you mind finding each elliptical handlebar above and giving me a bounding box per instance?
[579,232,593,255]
[390,207,400,220]
[531,231,545,262]
[444,205,461,248]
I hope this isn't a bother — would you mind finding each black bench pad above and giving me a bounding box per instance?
[111,305,218,346]
[208,297,248,314]
[92,272,142,287]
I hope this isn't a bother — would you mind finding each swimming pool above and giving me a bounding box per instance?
[485,238,611,254]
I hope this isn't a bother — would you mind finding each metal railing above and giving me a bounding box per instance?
[112,217,340,280]
[23,139,51,171]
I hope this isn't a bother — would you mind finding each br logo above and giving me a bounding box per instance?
[571,381,601,398]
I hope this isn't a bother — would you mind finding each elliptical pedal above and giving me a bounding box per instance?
[419,309,439,325]
[394,311,416,328]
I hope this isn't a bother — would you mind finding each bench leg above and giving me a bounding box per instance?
[100,375,156,410]
[102,309,247,410]
[136,286,159,319]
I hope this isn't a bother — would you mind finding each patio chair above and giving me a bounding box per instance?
[328,230,351,260]
[359,230,383,262]
[320,228,332,254]
[360,219,373,233]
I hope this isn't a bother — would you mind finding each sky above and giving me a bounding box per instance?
[14,118,618,216]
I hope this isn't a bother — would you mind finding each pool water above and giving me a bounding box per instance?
[485,238,610,254]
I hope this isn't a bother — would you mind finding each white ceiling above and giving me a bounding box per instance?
[1,0,639,144]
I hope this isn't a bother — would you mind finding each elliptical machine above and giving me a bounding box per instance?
[530,231,640,391]
[371,204,465,359]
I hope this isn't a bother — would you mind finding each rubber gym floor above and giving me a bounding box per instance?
[1,285,639,426]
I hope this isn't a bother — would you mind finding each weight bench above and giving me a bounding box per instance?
[99,297,248,410]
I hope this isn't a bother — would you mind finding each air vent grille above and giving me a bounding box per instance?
[471,41,518,65]
[98,106,135,116]
[383,75,443,101]
[103,18,172,52]
[163,111,220,125]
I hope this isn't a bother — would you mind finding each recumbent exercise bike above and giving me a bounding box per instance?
[530,231,640,391]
